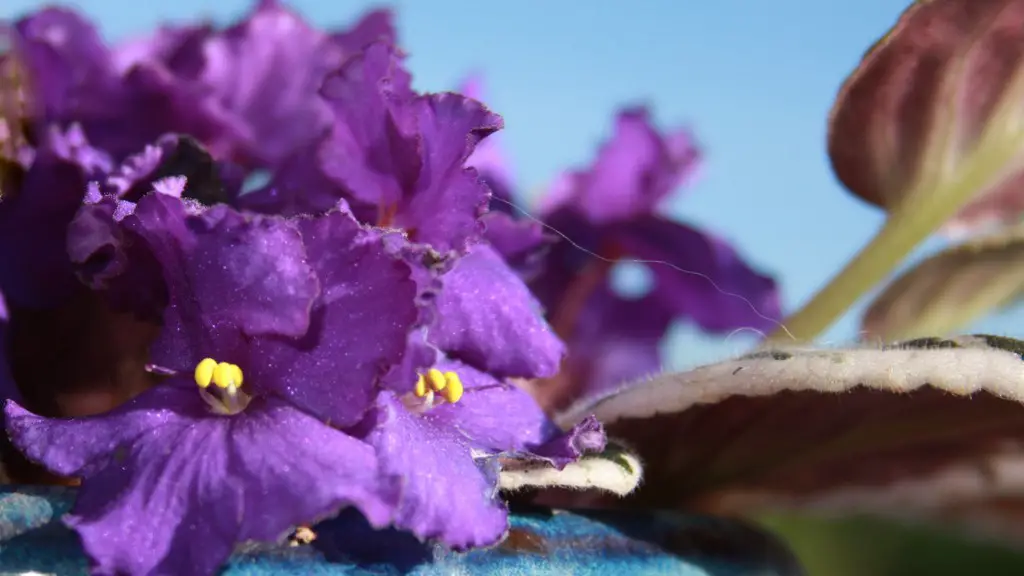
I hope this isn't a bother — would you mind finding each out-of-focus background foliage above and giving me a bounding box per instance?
[7,0,1024,573]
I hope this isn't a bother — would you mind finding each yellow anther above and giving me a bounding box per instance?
[414,374,428,398]
[194,358,217,389]
[426,368,447,392]
[438,371,464,404]
[211,362,243,389]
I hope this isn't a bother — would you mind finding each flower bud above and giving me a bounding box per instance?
[829,0,1024,223]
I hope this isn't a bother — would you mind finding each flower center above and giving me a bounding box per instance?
[193,358,251,415]
[403,368,464,413]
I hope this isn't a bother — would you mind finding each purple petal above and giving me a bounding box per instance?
[126,196,319,370]
[460,75,515,207]
[318,40,418,211]
[424,357,561,453]
[247,210,418,427]
[9,384,390,575]
[237,150,353,217]
[365,392,508,548]
[198,0,340,167]
[0,131,99,307]
[528,415,607,469]
[545,108,700,224]
[330,8,396,54]
[14,9,237,161]
[616,215,781,333]
[399,93,501,252]
[432,244,564,378]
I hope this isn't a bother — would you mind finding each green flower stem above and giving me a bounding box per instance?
[765,210,934,343]
[766,141,1020,343]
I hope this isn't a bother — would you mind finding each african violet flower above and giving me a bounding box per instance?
[6,188,604,574]
[10,0,391,168]
[466,103,782,411]
[242,40,499,256]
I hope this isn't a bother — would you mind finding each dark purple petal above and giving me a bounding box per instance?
[198,0,340,167]
[318,40,418,211]
[0,130,100,307]
[399,93,500,252]
[237,150,354,217]
[365,392,508,548]
[543,108,699,225]
[13,8,239,161]
[616,215,781,333]
[8,384,390,575]
[247,209,418,427]
[432,244,564,378]
[424,357,560,453]
[126,196,319,370]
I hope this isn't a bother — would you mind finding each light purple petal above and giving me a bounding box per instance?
[424,357,560,453]
[247,209,418,427]
[432,243,564,378]
[0,132,97,307]
[365,392,508,548]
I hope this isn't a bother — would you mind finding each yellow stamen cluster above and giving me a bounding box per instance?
[414,368,464,404]
[194,358,249,415]
[195,358,244,389]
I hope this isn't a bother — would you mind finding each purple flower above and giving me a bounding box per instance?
[520,108,781,409]
[12,8,235,161]
[183,0,397,168]
[11,2,394,169]
[245,41,502,254]
[7,192,602,573]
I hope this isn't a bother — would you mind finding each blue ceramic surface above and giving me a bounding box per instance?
[0,486,803,575]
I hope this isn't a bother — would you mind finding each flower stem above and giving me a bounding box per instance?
[765,204,963,344]
[767,113,1024,344]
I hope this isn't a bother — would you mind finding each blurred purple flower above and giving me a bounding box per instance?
[11,1,395,168]
[507,108,782,410]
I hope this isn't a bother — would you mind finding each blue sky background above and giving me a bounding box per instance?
[8,0,1016,368]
